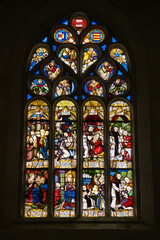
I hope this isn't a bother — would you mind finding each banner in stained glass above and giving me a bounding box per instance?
[25,170,48,217]
[54,170,76,217]
[110,170,133,217]
[82,169,105,217]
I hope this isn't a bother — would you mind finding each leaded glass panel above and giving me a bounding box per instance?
[24,12,135,219]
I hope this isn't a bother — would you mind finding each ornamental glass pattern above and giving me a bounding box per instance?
[24,12,135,218]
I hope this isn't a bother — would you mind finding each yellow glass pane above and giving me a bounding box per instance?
[55,100,77,121]
[27,100,49,120]
[83,100,104,121]
[109,101,130,121]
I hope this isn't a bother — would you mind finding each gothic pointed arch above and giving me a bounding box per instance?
[24,11,135,219]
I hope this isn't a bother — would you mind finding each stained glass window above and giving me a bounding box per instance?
[24,12,135,220]
[25,100,49,217]
[55,78,75,97]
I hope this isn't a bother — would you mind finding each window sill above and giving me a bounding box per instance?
[11,217,150,230]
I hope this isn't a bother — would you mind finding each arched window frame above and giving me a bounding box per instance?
[22,11,138,221]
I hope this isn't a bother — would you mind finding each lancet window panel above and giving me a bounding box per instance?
[24,11,136,220]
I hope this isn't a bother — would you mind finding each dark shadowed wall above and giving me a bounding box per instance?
[0,0,160,239]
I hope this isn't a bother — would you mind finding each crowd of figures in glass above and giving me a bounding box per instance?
[25,11,134,218]
[110,170,133,217]
[109,101,133,216]
[83,101,104,169]
[54,170,76,217]
[26,100,49,169]
[83,170,105,217]
[25,170,48,217]
[53,100,77,217]
[25,100,49,217]
[54,100,77,169]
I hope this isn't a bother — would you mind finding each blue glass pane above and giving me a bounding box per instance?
[117,70,123,75]
[53,45,57,51]
[122,62,128,71]
[42,37,47,42]
[74,95,78,100]
[82,95,86,99]
[84,83,88,92]
[29,61,36,70]
[101,44,106,51]
[112,37,117,43]
[91,20,98,25]
[27,94,32,100]
[35,70,40,74]
[127,95,131,101]
[90,72,94,76]
[61,20,68,25]
[110,169,128,177]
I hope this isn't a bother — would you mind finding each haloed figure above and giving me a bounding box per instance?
[60,171,76,210]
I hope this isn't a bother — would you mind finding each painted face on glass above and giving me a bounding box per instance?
[117,173,121,180]
[38,79,43,84]
[40,176,46,184]
[28,173,35,183]
[29,138,33,144]
[83,185,87,191]
[50,61,55,67]
[99,174,104,184]
[123,130,128,136]
[45,130,49,136]
[120,180,125,188]
[114,127,119,132]
[115,79,121,84]
[88,126,94,132]
[67,174,72,183]
[124,177,130,184]
[35,175,41,185]
[104,62,109,67]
